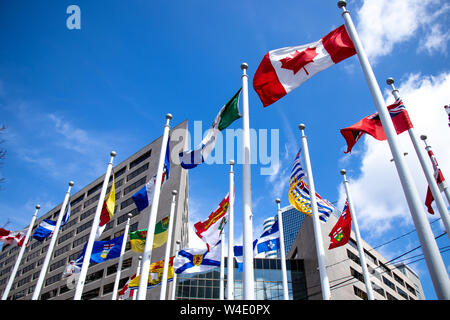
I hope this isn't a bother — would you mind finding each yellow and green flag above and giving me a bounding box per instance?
[129,216,169,252]
[128,256,174,289]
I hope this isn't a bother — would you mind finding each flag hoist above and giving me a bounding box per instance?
[240,63,255,299]
[340,169,374,300]
[2,205,40,300]
[337,0,450,299]
[386,78,450,237]
[74,151,116,300]
[227,159,235,300]
[275,199,289,300]
[137,114,172,300]
[33,181,74,300]
[298,124,331,300]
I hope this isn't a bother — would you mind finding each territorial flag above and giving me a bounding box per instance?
[340,100,413,153]
[179,89,241,169]
[253,25,356,107]
[328,201,352,249]
[129,216,170,252]
[128,257,175,290]
[0,228,28,247]
[132,139,170,211]
[32,202,71,241]
[424,149,447,214]
[194,194,229,250]
[173,243,221,275]
[288,149,334,222]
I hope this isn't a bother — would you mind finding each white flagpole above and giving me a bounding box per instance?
[2,205,40,300]
[132,256,142,300]
[111,213,133,300]
[420,135,450,206]
[74,151,116,300]
[387,78,450,237]
[137,114,172,300]
[240,62,255,300]
[275,199,289,300]
[170,240,180,300]
[227,159,235,300]
[32,181,74,300]
[340,169,375,300]
[160,190,178,300]
[219,231,225,300]
[337,0,450,299]
[298,124,331,300]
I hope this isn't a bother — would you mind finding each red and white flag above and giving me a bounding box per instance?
[425,149,446,214]
[253,25,356,107]
[0,227,28,247]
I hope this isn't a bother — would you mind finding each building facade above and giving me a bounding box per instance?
[0,120,190,300]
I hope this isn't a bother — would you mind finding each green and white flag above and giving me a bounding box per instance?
[179,88,241,169]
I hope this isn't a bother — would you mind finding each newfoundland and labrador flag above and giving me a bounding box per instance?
[340,100,413,153]
[253,25,356,107]
[33,202,71,241]
[328,201,352,250]
[179,89,241,169]
[173,243,221,275]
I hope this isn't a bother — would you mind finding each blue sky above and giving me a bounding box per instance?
[0,1,449,300]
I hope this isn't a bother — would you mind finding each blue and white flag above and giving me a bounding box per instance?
[32,202,71,241]
[132,138,170,211]
[173,242,221,275]
[233,240,257,272]
[255,219,280,254]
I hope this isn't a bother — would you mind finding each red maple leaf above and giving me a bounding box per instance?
[279,47,318,75]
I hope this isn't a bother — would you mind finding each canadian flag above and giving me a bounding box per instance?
[253,25,356,107]
[0,227,28,247]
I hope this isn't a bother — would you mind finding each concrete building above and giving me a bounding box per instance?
[0,120,190,300]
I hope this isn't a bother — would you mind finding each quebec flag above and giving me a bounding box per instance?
[32,202,71,241]
[255,219,280,254]
[234,240,257,272]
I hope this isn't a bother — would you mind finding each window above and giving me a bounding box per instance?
[379,262,392,276]
[50,258,66,272]
[62,216,78,231]
[73,234,90,248]
[386,292,398,300]
[107,264,118,276]
[77,219,93,234]
[397,287,408,299]
[26,251,40,262]
[393,272,405,286]
[123,176,147,195]
[87,182,103,197]
[121,258,133,270]
[346,249,360,265]
[70,194,84,207]
[17,275,32,287]
[58,230,74,244]
[353,286,367,300]
[382,276,395,291]
[350,267,365,283]
[120,197,135,210]
[363,249,377,265]
[81,288,100,300]
[22,262,35,274]
[60,284,70,295]
[41,289,58,300]
[86,269,104,284]
[84,194,100,209]
[129,150,151,170]
[372,282,385,297]
[406,282,416,296]
[80,207,96,221]
[103,282,115,295]
[45,274,61,287]
[54,243,71,258]
[127,163,149,182]
[112,167,126,180]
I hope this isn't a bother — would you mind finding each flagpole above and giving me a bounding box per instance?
[337,0,450,299]
[420,135,450,205]
[1,205,40,300]
[74,151,116,300]
[132,256,142,300]
[340,169,375,300]
[220,231,225,300]
[138,114,172,300]
[32,181,74,300]
[386,78,450,237]
[160,190,178,300]
[240,62,255,300]
[298,124,331,300]
[275,199,289,300]
[227,159,235,300]
[111,213,133,300]
[170,240,180,300]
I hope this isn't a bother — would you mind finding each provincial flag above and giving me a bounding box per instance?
[129,216,170,252]
[328,201,352,250]
[0,228,28,247]
[340,100,413,153]
[173,243,221,275]
[424,149,447,214]
[128,257,175,290]
[179,89,241,169]
[255,219,280,254]
[132,139,171,211]
[253,25,356,107]
[288,149,334,222]
[32,202,71,241]
[233,240,257,272]
[99,172,116,227]
[194,194,229,250]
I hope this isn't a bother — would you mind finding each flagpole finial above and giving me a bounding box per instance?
[420,135,427,141]
[172,190,178,196]
[337,0,347,8]
[166,113,173,120]
[298,123,306,130]
[36,204,41,210]
[340,169,346,175]
[241,63,248,70]
[229,159,235,165]
[110,151,117,157]
[176,240,180,244]
[275,198,281,204]
[127,213,133,218]
[386,77,394,85]
[69,181,74,187]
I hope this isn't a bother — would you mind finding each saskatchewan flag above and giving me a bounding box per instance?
[129,216,170,252]
[179,88,242,169]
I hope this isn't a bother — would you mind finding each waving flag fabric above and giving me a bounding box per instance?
[33,202,71,241]
[234,240,257,272]
[173,243,221,275]
[424,149,447,214]
[255,219,280,254]
[99,173,116,227]
[253,25,356,107]
[340,100,413,153]
[128,257,174,290]
[179,89,241,169]
[328,201,352,249]
[0,228,28,247]
[288,149,334,222]
[117,274,137,300]
[129,216,170,252]
[194,194,229,250]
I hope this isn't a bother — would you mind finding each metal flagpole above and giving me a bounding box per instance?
[132,256,142,300]
[275,199,289,300]
[170,240,180,300]
[220,232,225,300]
[386,78,450,237]
[137,114,172,300]
[2,205,40,300]
[74,151,116,300]
[240,62,255,300]
[227,159,235,300]
[298,124,331,300]
[337,0,450,299]
[340,169,375,300]
[111,213,133,300]
[160,190,178,300]
[420,135,450,206]
[32,181,74,300]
